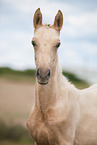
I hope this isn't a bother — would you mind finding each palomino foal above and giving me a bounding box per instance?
[26,8,97,145]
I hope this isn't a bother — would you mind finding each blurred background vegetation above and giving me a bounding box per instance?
[0,67,89,87]
[0,67,89,145]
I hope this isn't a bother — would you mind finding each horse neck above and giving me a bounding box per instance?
[35,61,63,113]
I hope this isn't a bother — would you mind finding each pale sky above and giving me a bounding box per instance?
[0,0,97,82]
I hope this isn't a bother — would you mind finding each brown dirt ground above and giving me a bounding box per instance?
[0,78,35,127]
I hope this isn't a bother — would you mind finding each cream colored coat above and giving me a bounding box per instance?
[26,8,97,145]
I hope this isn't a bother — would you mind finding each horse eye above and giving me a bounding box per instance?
[32,41,37,47]
[56,42,60,48]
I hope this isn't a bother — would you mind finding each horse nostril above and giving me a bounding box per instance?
[37,68,40,77]
[47,69,50,77]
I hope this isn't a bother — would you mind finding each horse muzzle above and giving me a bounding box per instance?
[36,68,50,85]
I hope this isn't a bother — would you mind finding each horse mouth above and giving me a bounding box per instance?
[38,81,48,85]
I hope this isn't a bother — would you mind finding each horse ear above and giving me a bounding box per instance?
[53,10,63,31]
[33,8,42,29]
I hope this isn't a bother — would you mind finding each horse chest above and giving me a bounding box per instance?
[27,108,60,145]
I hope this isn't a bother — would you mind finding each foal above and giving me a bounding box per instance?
[26,8,97,145]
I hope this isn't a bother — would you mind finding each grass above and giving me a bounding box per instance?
[0,141,33,145]
[0,141,29,145]
[0,122,34,145]
[0,67,36,84]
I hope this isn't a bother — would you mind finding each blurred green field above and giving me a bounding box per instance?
[0,122,34,145]
[0,67,89,145]
[0,67,36,84]
[0,67,89,89]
